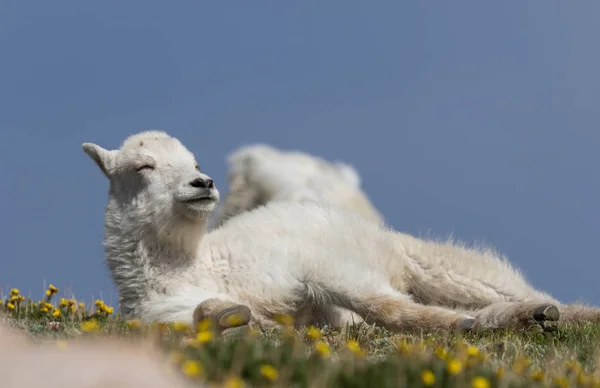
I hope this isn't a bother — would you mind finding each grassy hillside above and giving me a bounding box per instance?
[3,284,600,388]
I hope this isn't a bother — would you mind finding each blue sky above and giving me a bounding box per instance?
[1,1,599,307]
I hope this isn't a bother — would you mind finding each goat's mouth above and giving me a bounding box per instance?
[182,196,216,204]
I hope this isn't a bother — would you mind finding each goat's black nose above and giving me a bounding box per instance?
[190,178,214,189]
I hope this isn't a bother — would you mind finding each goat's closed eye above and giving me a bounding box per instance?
[195,163,200,171]
[136,164,155,172]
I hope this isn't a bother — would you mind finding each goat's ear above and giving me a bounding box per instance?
[82,142,117,179]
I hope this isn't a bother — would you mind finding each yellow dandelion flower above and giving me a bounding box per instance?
[127,319,142,329]
[59,298,68,307]
[196,319,212,332]
[44,302,53,310]
[396,338,414,354]
[10,288,20,296]
[553,376,569,388]
[314,340,331,357]
[7,302,15,310]
[259,364,279,381]
[40,307,49,313]
[421,370,436,386]
[224,376,244,388]
[346,339,364,356]
[274,314,294,326]
[435,346,448,359]
[225,313,245,327]
[103,306,114,314]
[79,302,86,310]
[466,345,479,357]
[472,376,490,388]
[496,367,505,379]
[181,360,203,378]
[566,360,582,375]
[45,290,51,297]
[10,295,19,302]
[48,284,59,293]
[52,308,61,318]
[195,330,213,344]
[306,326,322,340]
[530,369,544,382]
[447,359,463,375]
[173,321,191,332]
[55,340,68,349]
[69,305,75,313]
[81,319,100,333]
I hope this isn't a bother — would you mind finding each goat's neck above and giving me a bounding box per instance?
[103,208,208,316]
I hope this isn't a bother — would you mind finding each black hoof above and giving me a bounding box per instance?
[215,305,252,329]
[533,304,560,322]
[458,318,476,330]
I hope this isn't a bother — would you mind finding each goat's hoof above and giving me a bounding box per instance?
[215,305,252,329]
[458,318,476,331]
[533,304,560,322]
[222,325,250,340]
[531,304,560,333]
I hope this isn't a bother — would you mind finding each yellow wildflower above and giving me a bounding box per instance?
[553,376,569,388]
[55,340,68,349]
[306,326,322,340]
[346,340,364,356]
[52,308,61,318]
[314,341,331,357]
[396,338,414,354]
[435,346,448,359]
[496,367,505,379]
[472,376,490,388]
[103,306,114,314]
[0,299,3,305]
[566,360,582,376]
[512,356,531,374]
[466,345,479,357]
[530,369,544,382]
[40,307,49,313]
[181,360,203,378]
[45,290,51,297]
[10,295,19,302]
[195,330,213,344]
[447,359,463,375]
[196,319,212,332]
[59,298,68,307]
[44,302,53,310]
[225,313,245,327]
[7,302,15,310]
[127,319,142,329]
[259,364,279,381]
[224,376,244,388]
[79,302,86,310]
[422,370,435,386]
[81,319,100,333]
[173,321,191,332]
[10,288,20,296]
[274,314,294,326]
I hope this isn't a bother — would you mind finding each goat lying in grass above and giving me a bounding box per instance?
[82,130,600,338]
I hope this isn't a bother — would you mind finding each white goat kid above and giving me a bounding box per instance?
[83,130,567,335]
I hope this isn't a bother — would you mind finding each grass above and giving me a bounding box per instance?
[3,285,600,387]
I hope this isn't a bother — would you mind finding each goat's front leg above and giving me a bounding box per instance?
[192,298,253,339]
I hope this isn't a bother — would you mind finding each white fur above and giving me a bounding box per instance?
[83,131,586,332]
[210,144,384,229]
